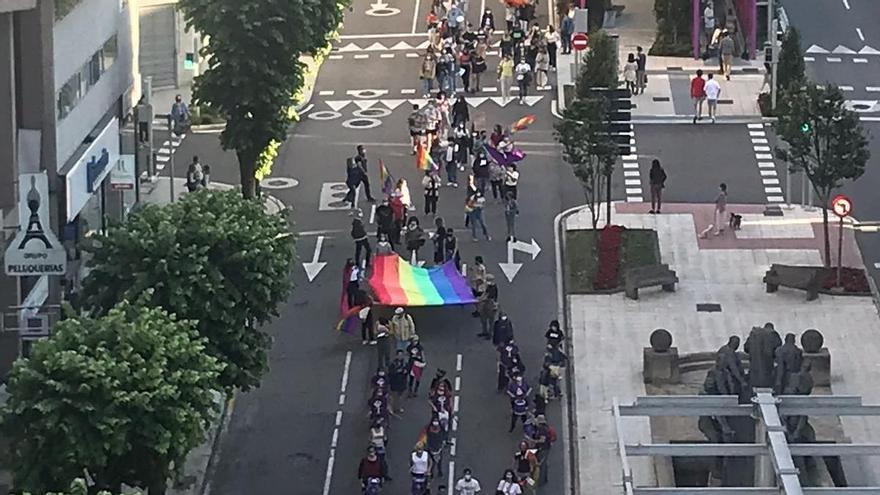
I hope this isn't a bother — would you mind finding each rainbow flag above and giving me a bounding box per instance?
[510,114,536,133]
[336,305,364,334]
[379,159,394,196]
[415,143,437,171]
[368,254,476,306]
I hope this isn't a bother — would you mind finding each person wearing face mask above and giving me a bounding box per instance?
[492,312,514,346]
[496,469,522,495]
[425,418,447,477]
[455,467,482,495]
[507,374,532,432]
[358,445,390,489]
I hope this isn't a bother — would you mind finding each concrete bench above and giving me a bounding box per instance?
[763,264,821,301]
[624,264,678,300]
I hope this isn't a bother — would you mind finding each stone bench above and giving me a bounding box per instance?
[624,264,678,300]
[763,264,821,301]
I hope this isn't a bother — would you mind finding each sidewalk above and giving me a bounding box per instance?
[556,0,766,117]
[140,177,286,215]
[563,202,880,492]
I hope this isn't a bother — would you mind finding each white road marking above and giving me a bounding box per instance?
[857,28,865,41]
[412,0,420,33]
[626,187,642,195]
[767,196,785,203]
[624,170,640,177]
[354,54,369,59]
[319,90,335,96]
[380,53,395,59]
[854,58,869,63]
[749,131,766,137]
[754,145,771,152]
[456,353,462,372]
[763,178,780,185]
[626,196,644,203]
[867,87,880,92]
[747,123,764,129]
[622,162,639,169]
[406,52,420,58]
[369,204,376,224]
[765,187,783,194]
[760,169,777,176]
[401,88,417,94]
[758,162,776,169]
[625,179,641,186]
[803,56,815,62]
[827,57,842,63]
[755,153,774,160]
[842,0,850,10]
[328,54,343,60]
[840,85,855,91]
[322,351,352,495]
[875,262,880,269]
[751,138,768,144]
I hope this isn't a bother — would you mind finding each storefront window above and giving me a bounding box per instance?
[57,72,81,120]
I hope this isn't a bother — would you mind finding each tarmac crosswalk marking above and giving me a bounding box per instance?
[746,123,784,205]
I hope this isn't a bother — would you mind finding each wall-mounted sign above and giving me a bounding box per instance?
[5,172,67,276]
[110,154,135,190]
[66,117,119,222]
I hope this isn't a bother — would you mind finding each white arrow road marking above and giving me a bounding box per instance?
[364,41,388,51]
[859,45,880,55]
[380,99,407,110]
[832,44,857,54]
[466,97,489,107]
[498,238,542,281]
[303,236,328,282]
[353,100,379,110]
[489,96,513,107]
[805,44,829,54]
[337,43,361,52]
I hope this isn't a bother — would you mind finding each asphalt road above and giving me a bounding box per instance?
[781,0,880,279]
[183,0,586,494]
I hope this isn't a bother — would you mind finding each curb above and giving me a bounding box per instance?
[200,394,236,495]
[553,204,590,495]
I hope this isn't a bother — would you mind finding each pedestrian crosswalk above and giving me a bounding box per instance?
[151,118,186,173]
[747,123,784,204]
[316,86,553,98]
[332,39,502,53]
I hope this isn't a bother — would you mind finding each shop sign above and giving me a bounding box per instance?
[5,172,67,276]
[66,117,119,222]
[110,154,135,190]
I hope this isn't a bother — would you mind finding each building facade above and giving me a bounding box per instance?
[1,0,140,373]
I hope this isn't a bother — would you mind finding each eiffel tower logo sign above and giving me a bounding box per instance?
[5,172,67,276]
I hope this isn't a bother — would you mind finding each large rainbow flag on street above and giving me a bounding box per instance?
[368,255,476,306]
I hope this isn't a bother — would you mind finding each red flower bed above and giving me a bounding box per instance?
[822,267,870,293]
[593,225,626,290]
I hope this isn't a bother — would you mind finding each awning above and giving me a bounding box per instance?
[368,255,476,306]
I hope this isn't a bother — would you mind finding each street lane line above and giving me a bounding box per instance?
[867,87,880,92]
[412,0,420,33]
[380,53,395,59]
[854,58,868,63]
[624,170,640,177]
[328,54,343,60]
[760,170,777,176]
[322,351,352,495]
[766,187,783,194]
[767,196,785,202]
[840,86,855,91]
[763,178,780,185]
[803,56,815,62]
[626,188,642,195]
[749,131,766,137]
[753,146,771,152]
[758,162,775,168]
[827,57,842,63]
[401,88,417,94]
[751,138,768,144]
[319,90,335,96]
[456,353,462,372]
[406,52,420,58]
[857,28,865,41]
[627,196,644,203]
[747,123,763,129]
[369,204,376,224]
[354,54,369,59]
[756,153,774,160]
[842,0,850,10]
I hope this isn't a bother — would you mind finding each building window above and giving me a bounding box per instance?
[55,34,119,121]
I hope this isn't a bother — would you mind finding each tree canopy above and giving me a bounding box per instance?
[555,97,619,228]
[576,30,619,97]
[775,83,870,266]
[777,27,806,92]
[79,190,295,391]
[178,0,350,198]
[2,302,223,494]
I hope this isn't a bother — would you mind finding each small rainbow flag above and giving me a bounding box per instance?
[415,143,437,171]
[379,159,394,195]
[510,114,536,133]
[336,305,364,334]
[368,254,476,306]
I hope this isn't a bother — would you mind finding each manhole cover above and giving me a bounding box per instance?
[261,177,299,189]
[308,110,342,121]
[353,107,392,118]
[342,118,382,129]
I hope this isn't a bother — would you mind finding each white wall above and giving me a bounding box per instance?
[53,0,135,168]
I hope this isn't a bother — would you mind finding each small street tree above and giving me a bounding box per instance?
[555,97,619,229]
[576,29,618,97]
[79,190,295,391]
[777,26,806,92]
[178,0,350,198]
[774,84,870,267]
[2,301,223,495]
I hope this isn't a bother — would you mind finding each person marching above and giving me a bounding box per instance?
[391,307,416,353]
[422,170,441,216]
[407,334,427,397]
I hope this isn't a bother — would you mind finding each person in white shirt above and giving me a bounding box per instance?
[703,3,715,45]
[514,60,531,104]
[456,467,482,495]
[703,72,722,123]
[411,444,430,477]
[496,469,522,494]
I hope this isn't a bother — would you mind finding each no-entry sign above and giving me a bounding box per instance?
[831,194,853,218]
[572,33,589,51]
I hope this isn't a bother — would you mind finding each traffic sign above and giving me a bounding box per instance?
[572,33,589,51]
[831,194,853,218]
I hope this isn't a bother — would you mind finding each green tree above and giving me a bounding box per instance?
[555,97,619,229]
[2,302,223,495]
[178,0,350,198]
[774,84,870,267]
[651,0,691,55]
[79,190,295,391]
[576,30,619,97]
[777,26,806,92]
